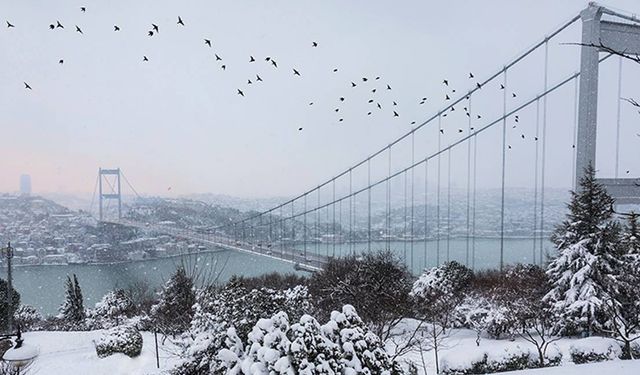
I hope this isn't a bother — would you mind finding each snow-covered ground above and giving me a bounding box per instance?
[20,331,180,375]
[7,328,640,374]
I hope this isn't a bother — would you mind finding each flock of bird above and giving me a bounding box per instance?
[5,6,615,165]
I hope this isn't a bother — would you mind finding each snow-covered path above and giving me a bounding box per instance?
[502,359,640,374]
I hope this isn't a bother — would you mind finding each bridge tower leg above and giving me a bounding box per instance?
[98,168,122,221]
[576,3,640,203]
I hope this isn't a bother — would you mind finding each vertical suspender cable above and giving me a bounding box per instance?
[349,168,353,255]
[540,40,549,265]
[291,201,295,261]
[368,159,372,253]
[339,199,342,257]
[332,179,336,257]
[280,206,284,257]
[424,160,428,270]
[472,132,478,270]
[304,194,307,260]
[500,67,508,272]
[615,56,623,179]
[411,132,415,271]
[403,170,408,263]
[447,148,452,263]
[533,98,540,265]
[466,97,472,267]
[387,146,392,251]
[316,187,320,256]
[437,115,442,265]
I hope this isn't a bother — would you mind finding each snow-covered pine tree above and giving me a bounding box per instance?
[91,288,136,328]
[321,305,404,375]
[604,212,640,358]
[544,163,622,336]
[58,274,86,328]
[288,314,342,374]
[242,311,293,374]
[151,265,196,334]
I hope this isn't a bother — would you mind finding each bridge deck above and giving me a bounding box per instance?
[103,220,327,271]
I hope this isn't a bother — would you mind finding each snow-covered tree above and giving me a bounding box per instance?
[603,212,640,358]
[151,266,196,335]
[309,250,412,340]
[58,274,85,329]
[288,314,342,374]
[544,164,622,336]
[13,304,42,331]
[242,311,293,374]
[0,278,20,332]
[90,288,136,328]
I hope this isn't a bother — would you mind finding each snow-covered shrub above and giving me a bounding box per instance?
[172,305,404,374]
[88,289,136,329]
[569,337,622,364]
[94,324,143,358]
[441,344,559,374]
[13,304,42,331]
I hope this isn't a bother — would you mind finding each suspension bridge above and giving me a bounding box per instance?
[92,3,640,273]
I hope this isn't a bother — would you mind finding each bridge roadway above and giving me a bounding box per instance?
[102,220,327,272]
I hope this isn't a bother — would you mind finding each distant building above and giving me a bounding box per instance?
[20,174,31,196]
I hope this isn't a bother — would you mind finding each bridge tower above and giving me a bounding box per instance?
[98,168,122,221]
[577,3,640,203]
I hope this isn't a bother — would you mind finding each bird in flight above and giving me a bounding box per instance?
[393,101,397,106]
[440,129,444,134]
[367,112,372,115]
[247,79,252,85]
[56,20,64,28]
[177,16,184,26]
[372,88,376,93]
[393,111,399,117]
[521,134,525,139]
[512,92,517,98]
[387,84,392,90]
[221,65,226,70]
[215,54,222,61]
[75,25,83,34]
[114,25,120,31]
[339,97,345,102]
[469,72,474,79]
[500,84,505,90]
[271,60,277,68]
[59,59,64,64]
[477,114,482,119]
[333,68,338,72]
[377,103,382,109]
[7,21,15,28]
[351,82,356,87]
[249,56,255,62]
[49,24,55,30]
[237,89,244,97]
[143,56,149,62]
[445,94,450,100]
[293,69,301,76]
[81,7,86,12]
[152,24,159,33]
[476,82,482,89]
[256,74,263,82]
[443,79,449,86]
[458,129,463,133]
[24,82,32,90]
[205,39,212,47]
[508,145,512,149]
[298,127,303,131]
[265,56,271,61]
[362,77,368,82]
[312,41,318,47]
[148,30,154,37]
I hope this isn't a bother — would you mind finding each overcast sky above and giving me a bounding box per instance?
[1,0,639,198]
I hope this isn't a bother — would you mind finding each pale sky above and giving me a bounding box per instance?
[1,0,639,198]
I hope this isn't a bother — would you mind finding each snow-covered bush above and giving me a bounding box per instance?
[13,304,42,331]
[440,344,561,374]
[94,324,143,358]
[172,305,405,374]
[569,337,622,364]
[87,289,136,329]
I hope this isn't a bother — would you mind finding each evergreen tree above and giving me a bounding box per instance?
[151,265,196,334]
[544,164,621,336]
[59,274,86,327]
[604,212,640,358]
[0,279,20,332]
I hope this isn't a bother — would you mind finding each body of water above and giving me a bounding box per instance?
[11,237,554,315]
